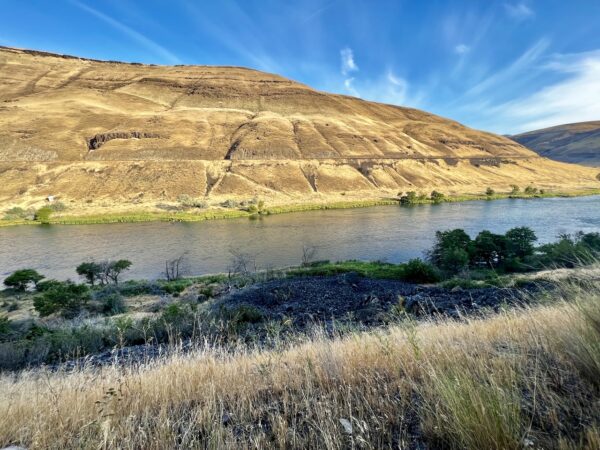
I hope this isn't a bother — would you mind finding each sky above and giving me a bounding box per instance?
[1,0,599,135]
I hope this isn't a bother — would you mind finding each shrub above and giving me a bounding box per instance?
[177,194,207,209]
[4,269,44,291]
[221,199,240,209]
[161,302,188,324]
[226,305,264,324]
[36,279,63,292]
[401,259,441,283]
[160,279,193,295]
[3,207,33,220]
[33,281,90,318]
[485,187,495,196]
[94,287,126,315]
[34,206,53,224]
[524,185,538,195]
[430,190,445,203]
[400,191,418,205]
[48,201,67,212]
[510,185,520,195]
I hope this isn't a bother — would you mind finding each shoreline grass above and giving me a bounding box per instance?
[2,189,600,227]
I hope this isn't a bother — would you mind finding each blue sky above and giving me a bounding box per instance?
[1,0,600,134]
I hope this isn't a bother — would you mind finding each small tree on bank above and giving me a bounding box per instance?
[76,262,104,286]
[3,269,44,291]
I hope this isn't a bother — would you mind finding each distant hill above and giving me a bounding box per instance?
[511,121,600,167]
[0,46,598,216]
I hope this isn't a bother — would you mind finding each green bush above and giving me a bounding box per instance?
[400,191,418,205]
[94,287,126,315]
[510,185,520,195]
[3,206,33,220]
[430,190,445,203]
[400,259,441,283]
[225,305,264,324]
[4,269,44,291]
[36,279,64,292]
[524,185,538,195]
[485,187,495,197]
[160,278,193,295]
[34,207,53,224]
[33,281,90,318]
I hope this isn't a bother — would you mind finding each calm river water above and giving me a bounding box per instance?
[1,196,600,282]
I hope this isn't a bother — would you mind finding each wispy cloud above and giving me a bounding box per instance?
[340,47,359,76]
[504,2,534,20]
[69,0,180,64]
[465,38,549,97]
[454,44,470,55]
[493,50,600,133]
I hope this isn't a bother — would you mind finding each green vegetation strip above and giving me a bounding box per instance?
[2,189,600,227]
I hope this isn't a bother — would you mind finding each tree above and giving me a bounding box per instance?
[524,185,538,195]
[428,229,472,268]
[105,260,132,285]
[473,231,508,268]
[76,262,104,286]
[510,185,520,195]
[486,187,495,197]
[505,227,537,259]
[34,207,52,224]
[400,191,418,205]
[3,269,44,291]
[33,281,90,318]
[165,254,188,281]
[430,190,445,203]
[440,247,470,274]
[301,245,318,266]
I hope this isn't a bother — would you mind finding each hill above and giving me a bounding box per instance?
[511,121,600,166]
[1,46,598,217]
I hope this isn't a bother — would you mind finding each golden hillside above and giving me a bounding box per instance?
[0,46,598,214]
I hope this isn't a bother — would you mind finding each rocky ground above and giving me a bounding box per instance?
[54,274,543,371]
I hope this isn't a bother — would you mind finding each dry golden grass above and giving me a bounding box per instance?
[1,281,599,449]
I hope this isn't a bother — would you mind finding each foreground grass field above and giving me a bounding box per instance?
[1,280,599,449]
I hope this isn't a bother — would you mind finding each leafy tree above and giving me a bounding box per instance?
[76,262,104,286]
[486,187,495,197]
[400,191,418,205]
[33,281,90,318]
[3,269,44,291]
[510,185,520,195]
[472,231,508,268]
[105,260,132,285]
[34,207,53,224]
[430,190,445,203]
[505,227,537,259]
[524,185,538,195]
[429,229,472,267]
[440,247,470,274]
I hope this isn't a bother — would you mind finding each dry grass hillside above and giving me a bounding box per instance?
[512,121,600,167]
[1,46,598,216]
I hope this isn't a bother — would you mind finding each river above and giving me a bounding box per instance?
[1,196,599,282]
